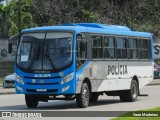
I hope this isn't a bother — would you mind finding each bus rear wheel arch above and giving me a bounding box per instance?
[120,79,139,102]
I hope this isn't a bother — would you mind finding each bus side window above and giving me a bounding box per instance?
[76,34,87,70]
[115,37,127,59]
[138,39,148,59]
[92,35,103,59]
[127,38,137,59]
[104,36,115,59]
[77,34,87,59]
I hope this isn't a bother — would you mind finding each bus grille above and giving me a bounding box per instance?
[26,82,59,85]
[24,76,61,79]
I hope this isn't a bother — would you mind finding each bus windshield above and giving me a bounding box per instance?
[16,32,73,72]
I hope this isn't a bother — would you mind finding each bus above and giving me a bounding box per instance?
[10,23,154,108]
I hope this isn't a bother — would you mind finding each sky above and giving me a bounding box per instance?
[1,0,12,6]
[1,0,6,5]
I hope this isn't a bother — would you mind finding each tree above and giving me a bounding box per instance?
[0,0,159,37]
[0,0,10,38]
[8,0,37,36]
[0,0,38,38]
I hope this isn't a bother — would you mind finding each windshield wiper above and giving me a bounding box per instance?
[44,53,56,69]
[27,56,37,70]
[27,45,41,70]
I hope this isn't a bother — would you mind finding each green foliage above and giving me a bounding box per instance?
[8,0,37,36]
[81,10,99,22]
[0,0,38,38]
[0,0,160,38]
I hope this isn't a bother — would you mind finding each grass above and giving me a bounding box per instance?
[112,107,160,120]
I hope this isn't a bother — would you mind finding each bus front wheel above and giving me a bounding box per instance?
[25,94,38,108]
[120,80,138,102]
[76,82,90,108]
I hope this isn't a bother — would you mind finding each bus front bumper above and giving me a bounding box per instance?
[15,81,75,95]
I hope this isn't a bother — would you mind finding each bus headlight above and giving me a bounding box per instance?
[61,72,74,84]
[16,75,24,85]
[62,85,70,92]
[16,85,23,92]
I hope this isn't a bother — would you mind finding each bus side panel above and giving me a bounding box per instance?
[138,61,154,89]
[97,61,153,91]
[76,60,153,93]
[76,61,91,93]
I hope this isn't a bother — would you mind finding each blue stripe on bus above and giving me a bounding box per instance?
[76,61,90,78]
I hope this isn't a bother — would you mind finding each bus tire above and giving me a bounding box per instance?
[76,82,89,108]
[90,93,99,102]
[25,94,38,108]
[120,80,138,102]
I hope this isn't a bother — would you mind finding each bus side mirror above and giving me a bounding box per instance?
[8,43,12,54]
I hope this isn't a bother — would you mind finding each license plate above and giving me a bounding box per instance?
[36,89,46,92]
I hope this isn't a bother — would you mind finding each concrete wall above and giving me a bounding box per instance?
[0,39,16,62]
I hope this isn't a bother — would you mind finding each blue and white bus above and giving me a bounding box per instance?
[11,23,154,108]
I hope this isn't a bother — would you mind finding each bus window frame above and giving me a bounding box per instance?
[137,38,151,61]
[84,32,152,62]
[103,35,116,60]
[16,30,75,73]
[91,34,103,60]
[127,37,138,60]
[115,36,128,60]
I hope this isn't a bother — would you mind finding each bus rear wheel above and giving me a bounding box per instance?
[25,94,39,108]
[76,82,90,108]
[120,80,138,102]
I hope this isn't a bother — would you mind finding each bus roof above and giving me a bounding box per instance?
[22,23,152,38]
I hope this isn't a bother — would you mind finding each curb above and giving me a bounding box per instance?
[148,79,160,85]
